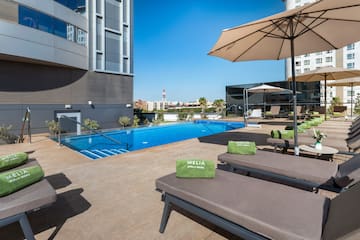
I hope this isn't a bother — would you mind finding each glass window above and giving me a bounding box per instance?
[304,60,310,65]
[347,53,355,59]
[347,62,355,69]
[105,31,120,72]
[77,28,87,46]
[296,69,301,74]
[54,0,86,13]
[316,58,322,64]
[326,50,332,54]
[18,5,87,46]
[96,17,102,51]
[304,68,310,72]
[123,0,128,23]
[123,25,128,56]
[96,0,102,14]
[123,58,128,73]
[96,53,103,69]
[347,90,355,96]
[67,24,75,41]
[347,43,355,50]
[304,53,310,57]
[54,19,67,39]
[295,61,301,66]
[325,56,332,62]
[316,52,322,55]
[105,0,120,31]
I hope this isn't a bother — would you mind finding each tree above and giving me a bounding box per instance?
[198,97,207,115]
[213,99,225,114]
[354,93,360,115]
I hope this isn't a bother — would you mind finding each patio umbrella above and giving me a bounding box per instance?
[247,84,289,115]
[208,0,360,155]
[289,67,360,120]
[328,77,360,119]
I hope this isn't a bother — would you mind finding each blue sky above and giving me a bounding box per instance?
[134,0,286,102]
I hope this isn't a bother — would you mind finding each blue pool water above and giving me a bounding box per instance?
[61,120,245,159]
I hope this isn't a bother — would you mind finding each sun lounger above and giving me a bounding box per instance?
[218,150,360,192]
[0,160,56,240]
[156,170,360,240]
[264,106,280,118]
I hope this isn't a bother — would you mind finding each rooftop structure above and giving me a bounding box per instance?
[0,0,133,133]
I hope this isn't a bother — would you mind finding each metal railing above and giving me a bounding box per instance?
[18,107,31,143]
[57,115,123,147]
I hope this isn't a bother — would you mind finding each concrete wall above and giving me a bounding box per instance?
[0,60,133,133]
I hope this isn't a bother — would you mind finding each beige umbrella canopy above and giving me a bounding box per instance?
[289,67,360,120]
[208,0,360,155]
[328,77,360,118]
[247,84,289,115]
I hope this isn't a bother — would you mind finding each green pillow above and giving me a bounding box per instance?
[176,159,215,178]
[265,111,272,115]
[0,152,28,171]
[228,141,256,155]
[0,165,44,197]
[279,130,294,139]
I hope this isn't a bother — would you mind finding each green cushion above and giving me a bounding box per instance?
[176,159,215,178]
[228,141,256,155]
[0,165,44,197]
[280,130,294,139]
[312,111,320,115]
[265,111,272,115]
[271,130,280,139]
[0,152,28,172]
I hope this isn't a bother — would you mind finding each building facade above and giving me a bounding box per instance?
[226,81,320,116]
[284,0,360,114]
[0,0,133,133]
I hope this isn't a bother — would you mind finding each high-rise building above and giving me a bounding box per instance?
[283,0,360,114]
[0,0,133,133]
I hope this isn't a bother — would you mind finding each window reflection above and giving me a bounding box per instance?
[54,0,86,13]
[18,5,87,46]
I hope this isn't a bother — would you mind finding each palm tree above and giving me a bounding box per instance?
[198,97,207,117]
[213,99,225,115]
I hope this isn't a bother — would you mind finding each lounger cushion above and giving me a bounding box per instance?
[0,165,44,197]
[156,170,329,240]
[0,152,28,171]
[322,182,360,240]
[335,154,360,188]
[176,159,215,178]
[0,179,56,219]
[218,151,338,185]
[227,141,256,155]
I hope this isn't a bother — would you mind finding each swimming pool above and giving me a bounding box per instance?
[61,120,245,159]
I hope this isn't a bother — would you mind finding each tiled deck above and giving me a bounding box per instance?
[0,119,351,239]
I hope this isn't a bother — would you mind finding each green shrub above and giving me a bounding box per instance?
[118,116,131,128]
[83,118,100,130]
[45,120,60,136]
[132,115,140,127]
[0,125,18,144]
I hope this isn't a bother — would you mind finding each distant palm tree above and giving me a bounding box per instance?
[213,99,225,114]
[198,97,207,116]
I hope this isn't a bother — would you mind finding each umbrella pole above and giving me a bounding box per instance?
[290,35,299,156]
[351,83,354,120]
[324,75,327,121]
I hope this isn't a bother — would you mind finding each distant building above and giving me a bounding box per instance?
[283,0,360,113]
[226,81,320,116]
[0,0,133,133]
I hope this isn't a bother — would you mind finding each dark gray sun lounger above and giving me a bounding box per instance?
[0,160,57,240]
[218,150,360,192]
[156,170,360,240]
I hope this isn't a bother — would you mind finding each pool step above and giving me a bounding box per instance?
[80,148,130,159]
